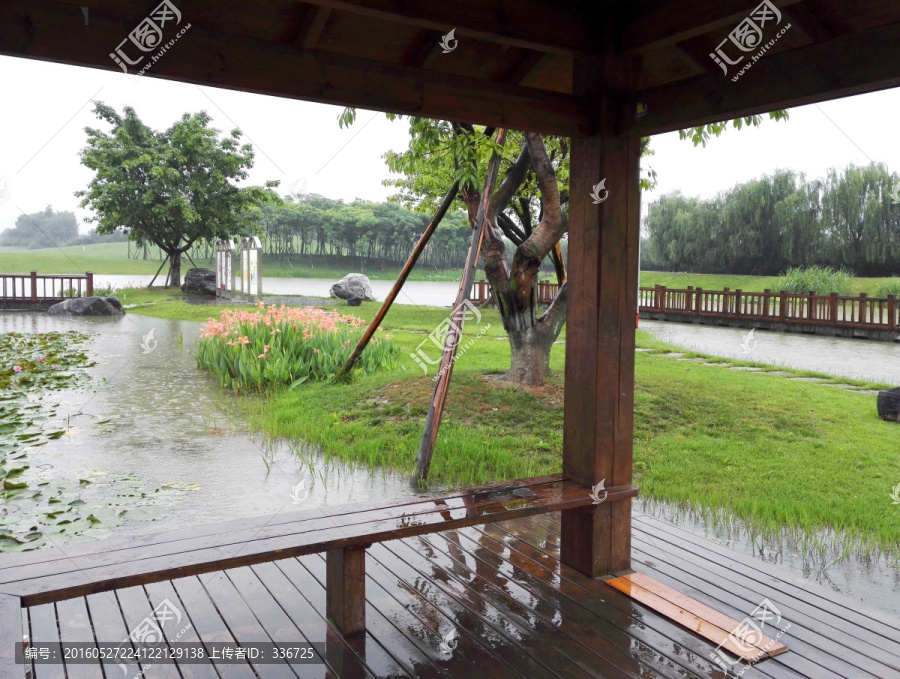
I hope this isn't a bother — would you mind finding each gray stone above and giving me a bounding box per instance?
[181,268,217,296]
[877,387,900,422]
[347,297,363,306]
[330,274,374,302]
[48,296,125,316]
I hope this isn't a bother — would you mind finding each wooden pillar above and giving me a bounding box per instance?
[326,547,366,635]
[561,51,641,578]
[86,272,94,297]
[30,271,37,302]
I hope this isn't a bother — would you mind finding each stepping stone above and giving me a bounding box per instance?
[661,352,684,358]
[676,357,705,362]
[759,371,790,376]
[635,348,652,352]
[702,362,731,367]
[821,383,859,389]
[850,390,881,395]
[787,377,826,382]
[729,366,761,371]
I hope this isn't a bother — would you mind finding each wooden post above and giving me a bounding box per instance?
[889,295,897,332]
[86,272,94,297]
[762,289,770,318]
[686,286,693,313]
[830,293,838,326]
[860,293,868,325]
[30,271,37,302]
[326,548,367,636]
[695,287,703,315]
[780,290,787,321]
[735,289,742,317]
[561,52,640,578]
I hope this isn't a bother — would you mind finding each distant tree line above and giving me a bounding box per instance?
[643,163,900,277]
[250,194,475,270]
[0,206,126,249]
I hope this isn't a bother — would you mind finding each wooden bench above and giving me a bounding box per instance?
[0,474,637,656]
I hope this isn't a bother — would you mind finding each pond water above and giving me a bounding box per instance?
[0,312,430,547]
[94,274,462,307]
[640,319,900,385]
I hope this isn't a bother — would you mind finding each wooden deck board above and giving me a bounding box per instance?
[13,509,899,679]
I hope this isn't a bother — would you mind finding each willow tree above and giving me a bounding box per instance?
[77,102,277,287]
[341,109,788,386]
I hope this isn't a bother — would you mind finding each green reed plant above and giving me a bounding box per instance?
[875,278,900,298]
[195,302,397,392]
[775,266,855,295]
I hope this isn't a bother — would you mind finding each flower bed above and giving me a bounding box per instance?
[196,303,397,392]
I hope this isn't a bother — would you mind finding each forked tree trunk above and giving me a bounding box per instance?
[168,251,182,287]
[507,324,556,386]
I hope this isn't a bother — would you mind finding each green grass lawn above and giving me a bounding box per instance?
[122,287,900,555]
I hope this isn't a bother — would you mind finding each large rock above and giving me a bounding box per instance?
[877,387,900,423]
[181,268,217,296]
[48,296,125,316]
[330,273,374,303]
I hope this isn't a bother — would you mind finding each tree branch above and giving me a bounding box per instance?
[497,212,526,245]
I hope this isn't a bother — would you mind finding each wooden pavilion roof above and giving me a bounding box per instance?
[3,0,900,137]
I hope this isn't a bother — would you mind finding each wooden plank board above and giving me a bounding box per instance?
[633,513,900,641]
[606,574,786,663]
[168,576,257,679]
[24,604,64,679]
[367,544,556,679]
[5,482,638,605]
[84,591,142,679]
[291,555,450,679]
[419,529,698,679]
[0,475,566,574]
[113,586,181,679]
[198,571,300,678]
[55,598,104,679]
[0,595,24,679]
[383,537,620,679]
[142,581,219,679]
[470,520,769,679]
[450,523,730,679]
[269,558,411,679]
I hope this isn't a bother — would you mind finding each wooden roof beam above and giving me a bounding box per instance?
[296,0,592,56]
[622,0,804,54]
[621,21,900,137]
[0,0,591,136]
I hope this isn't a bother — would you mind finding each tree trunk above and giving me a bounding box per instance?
[506,324,555,386]
[168,251,182,287]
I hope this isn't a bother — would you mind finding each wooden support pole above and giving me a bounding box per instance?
[333,179,461,382]
[561,50,641,578]
[326,547,367,636]
[413,129,508,485]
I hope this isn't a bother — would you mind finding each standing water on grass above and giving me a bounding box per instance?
[0,312,424,551]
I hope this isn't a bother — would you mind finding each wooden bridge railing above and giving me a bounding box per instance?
[0,271,94,302]
[471,280,559,305]
[639,285,899,332]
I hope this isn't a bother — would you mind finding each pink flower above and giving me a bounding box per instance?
[13,366,22,373]
[39,356,46,362]
[51,365,60,370]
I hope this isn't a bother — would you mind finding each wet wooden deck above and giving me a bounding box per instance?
[15,511,900,679]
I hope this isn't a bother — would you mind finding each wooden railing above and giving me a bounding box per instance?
[638,285,899,332]
[471,280,559,305]
[0,271,94,302]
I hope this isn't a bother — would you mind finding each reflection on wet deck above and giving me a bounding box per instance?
[19,512,900,678]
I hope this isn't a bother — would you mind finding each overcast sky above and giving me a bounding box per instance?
[1,53,899,235]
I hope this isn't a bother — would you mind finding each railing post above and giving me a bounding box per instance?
[695,287,703,315]
[889,295,897,332]
[735,289,742,317]
[762,289,771,317]
[30,271,37,302]
[779,291,787,320]
[686,286,693,313]
[830,293,838,326]
[86,272,94,297]
[860,293,868,325]
[326,547,367,635]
